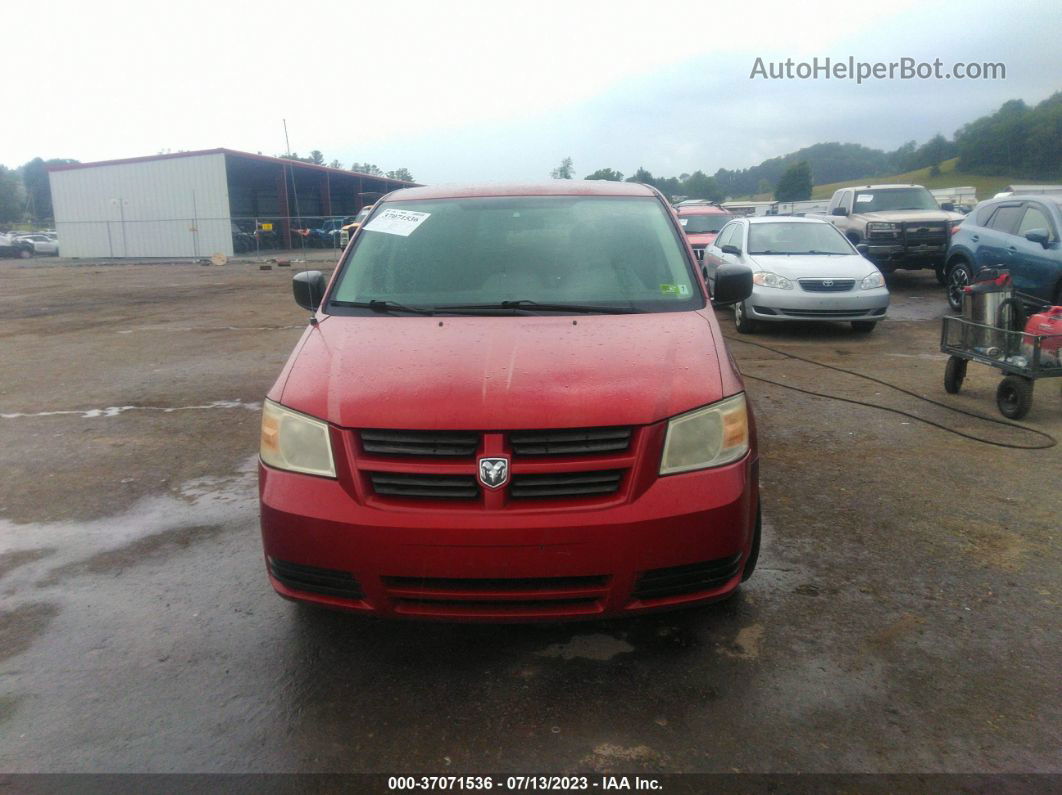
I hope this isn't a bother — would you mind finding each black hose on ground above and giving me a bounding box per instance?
[723,334,1057,450]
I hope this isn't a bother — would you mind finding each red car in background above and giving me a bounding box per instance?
[677,203,732,265]
[259,181,759,622]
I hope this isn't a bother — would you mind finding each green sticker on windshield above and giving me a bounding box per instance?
[660,283,690,297]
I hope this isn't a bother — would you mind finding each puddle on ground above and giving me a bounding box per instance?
[535,633,635,661]
[1,400,261,420]
[0,457,259,603]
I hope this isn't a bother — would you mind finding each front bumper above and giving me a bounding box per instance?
[863,241,947,267]
[747,286,889,322]
[259,453,758,622]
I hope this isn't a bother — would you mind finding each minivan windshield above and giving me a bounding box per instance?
[679,214,729,234]
[748,222,854,255]
[329,196,702,313]
[852,188,940,212]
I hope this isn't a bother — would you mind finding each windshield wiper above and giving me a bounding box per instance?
[433,300,645,314]
[331,299,435,315]
[799,250,846,255]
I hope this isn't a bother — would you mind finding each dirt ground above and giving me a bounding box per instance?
[0,255,1059,774]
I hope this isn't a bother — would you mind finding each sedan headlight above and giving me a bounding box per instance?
[660,393,749,475]
[861,271,886,290]
[260,399,336,477]
[752,271,793,290]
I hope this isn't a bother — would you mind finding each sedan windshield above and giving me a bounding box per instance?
[853,188,940,212]
[680,214,728,234]
[748,222,854,255]
[330,196,702,313]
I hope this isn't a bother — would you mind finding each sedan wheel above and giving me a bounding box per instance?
[946,262,972,312]
[734,301,757,334]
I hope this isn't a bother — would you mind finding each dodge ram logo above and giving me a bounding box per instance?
[478,457,510,489]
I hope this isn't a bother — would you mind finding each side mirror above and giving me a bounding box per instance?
[293,270,326,311]
[713,264,753,306]
[856,243,870,257]
[721,244,742,257]
[1024,228,1050,248]
[940,202,955,212]
[831,207,849,217]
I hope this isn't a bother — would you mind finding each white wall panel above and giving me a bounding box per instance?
[50,153,233,258]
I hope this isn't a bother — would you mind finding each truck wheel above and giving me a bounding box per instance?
[851,320,877,333]
[734,301,758,334]
[996,375,1033,419]
[946,261,973,312]
[18,247,32,259]
[944,356,967,394]
[741,501,761,582]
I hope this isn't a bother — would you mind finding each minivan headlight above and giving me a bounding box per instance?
[861,271,886,290]
[260,399,336,477]
[659,393,749,475]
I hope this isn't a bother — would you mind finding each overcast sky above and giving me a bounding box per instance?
[11,0,1061,182]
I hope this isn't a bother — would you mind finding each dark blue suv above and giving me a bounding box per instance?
[944,195,1062,311]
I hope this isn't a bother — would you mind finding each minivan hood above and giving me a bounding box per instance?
[278,312,724,429]
[747,253,879,278]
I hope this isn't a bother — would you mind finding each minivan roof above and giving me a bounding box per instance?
[384,181,658,202]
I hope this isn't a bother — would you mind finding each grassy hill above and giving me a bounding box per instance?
[810,158,1020,201]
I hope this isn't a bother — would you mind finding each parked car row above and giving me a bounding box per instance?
[0,230,59,258]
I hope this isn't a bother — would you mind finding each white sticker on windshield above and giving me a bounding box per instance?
[363,208,431,237]
[855,194,874,203]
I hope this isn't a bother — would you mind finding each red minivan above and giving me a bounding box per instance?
[259,181,759,621]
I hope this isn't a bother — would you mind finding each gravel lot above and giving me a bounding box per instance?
[0,256,1059,774]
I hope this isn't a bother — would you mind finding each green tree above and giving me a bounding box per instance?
[775,161,812,202]
[18,157,77,222]
[551,157,575,179]
[584,167,624,181]
[308,150,325,165]
[386,168,414,181]
[625,167,656,186]
[682,171,724,202]
[0,165,25,223]
[328,159,343,169]
[350,162,384,176]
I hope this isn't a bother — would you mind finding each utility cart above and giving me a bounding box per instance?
[941,312,1062,419]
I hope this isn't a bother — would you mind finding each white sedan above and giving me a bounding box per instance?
[703,216,889,333]
[18,234,59,256]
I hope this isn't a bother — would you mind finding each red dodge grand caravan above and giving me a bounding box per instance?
[259,181,760,621]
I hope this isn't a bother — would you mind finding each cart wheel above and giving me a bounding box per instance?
[996,375,1033,419]
[944,356,967,394]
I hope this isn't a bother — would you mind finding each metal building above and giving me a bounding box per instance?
[48,149,416,258]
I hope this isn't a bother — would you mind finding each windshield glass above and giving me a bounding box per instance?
[680,214,729,234]
[748,222,854,255]
[329,196,702,313]
[853,188,939,212]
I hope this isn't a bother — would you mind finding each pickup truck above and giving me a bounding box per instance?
[810,184,965,282]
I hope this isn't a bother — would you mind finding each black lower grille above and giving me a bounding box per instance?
[510,470,623,499]
[269,558,363,599]
[777,308,870,317]
[799,279,855,292]
[384,574,609,592]
[369,472,479,499]
[632,553,742,601]
[903,222,947,245]
[510,427,631,456]
[360,429,478,457]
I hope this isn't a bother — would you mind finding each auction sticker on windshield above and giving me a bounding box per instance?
[363,209,431,237]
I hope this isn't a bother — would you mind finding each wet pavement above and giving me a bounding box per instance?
[0,259,1059,774]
